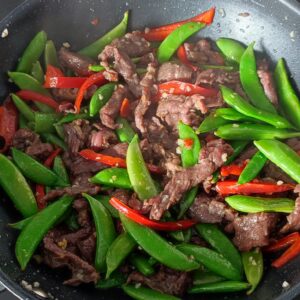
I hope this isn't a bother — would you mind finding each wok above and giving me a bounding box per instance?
[0,0,300,299]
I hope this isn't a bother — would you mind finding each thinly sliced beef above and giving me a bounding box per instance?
[157,62,194,83]
[286,138,300,152]
[73,198,91,227]
[58,47,95,76]
[77,232,96,263]
[144,139,233,220]
[52,85,97,102]
[101,142,128,158]
[128,266,191,296]
[263,161,294,183]
[88,125,117,151]
[232,213,278,251]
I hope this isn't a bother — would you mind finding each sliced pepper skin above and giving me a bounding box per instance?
[264,232,300,253]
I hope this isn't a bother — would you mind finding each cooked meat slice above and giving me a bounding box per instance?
[77,232,96,263]
[232,213,278,251]
[137,51,157,66]
[263,161,294,184]
[73,198,91,227]
[110,189,131,203]
[128,266,191,296]
[88,125,117,151]
[100,85,129,129]
[144,139,233,220]
[101,142,128,158]
[257,69,278,106]
[234,145,257,164]
[52,88,78,101]
[58,47,95,76]
[286,138,300,152]
[157,62,194,83]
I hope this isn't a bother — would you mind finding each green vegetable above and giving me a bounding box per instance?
[193,268,225,285]
[31,61,44,84]
[89,65,105,72]
[216,38,246,64]
[56,112,89,125]
[94,195,119,218]
[188,281,250,294]
[116,117,135,143]
[19,114,28,129]
[41,133,67,151]
[215,108,261,122]
[225,140,249,165]
[9,216,33,231]
[200,65,235,71]
[34,112,61,133]
[196,111,231,134]
[169,228,192,243]
[53,155,70,185]
[64,212,80,231]
[177,186,198,219]
[96,272,126,289]
[129,253,155,276]
[11,93,35,122]
[44,40,59,67]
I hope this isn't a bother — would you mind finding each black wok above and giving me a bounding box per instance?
[0,0,300,299]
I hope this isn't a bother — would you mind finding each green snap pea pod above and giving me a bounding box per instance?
[122,285,180,300]
[11,93,35,122]
[215,108,260,123]
[54,124,65,139]
[238,151,267,184]
[19,114,28,129]
[106,232,137,279]
[56,112,89,125]
[178,122,201,168]
[242,248,263,295]
[65,212,80,231]
[148,257,158,266]
[83,194,116,272]
[89,83,117,117]
[176,244,242,281]
[79,11,129,59]
[196,111,231,134]
[225,140,249,165]
[0,154,37,217]
[44,40,59,67]
[116,117,135,143]
[177,186,198,219]
[220,85,293,129]
[11,147,67,187]
[169,228,192,243]
[188,281,250,294]
[200,65,235,71]
[121,214,199,272]
[216,38,246,64]
[129,253,155,276]
[53,155,70,185]
[254,139,300,183]
[96,271,126,289]
[41,133,67,151]
[240,43,277,113]
[216,123,300,141]
[195,224,242,275]
[34,113,61,133]
[16,31,47,74]
[15,195,73,270]
[89,65,105,72]
[225,195,295,213]
[94,195,119,218]
[127,135,158,200]
[31,61,44,84]
[9,216,33,230]
[193,268,225,285]
[90,168,132,189]
[157,22,205,63]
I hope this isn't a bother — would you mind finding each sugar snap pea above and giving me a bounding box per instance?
[19,114,28,129]
[225,140,249,165]
[188,281,250,294]
[193,267,225,285]
[216,38,246,64]
[34,112,61,133]
[94,195,119,218]
[44,40,59,67]
[96,271,126,289]
[41,133,67,151]
[196,111,231,134]
[129,253,155,276]
[56,112,90,125]
[31,61,44,84]
[11,93,35,122]
[9,216,33,230]
[116,117,135,143]
[177,186,198,219]
[215,108,259,122]
[53,155,70,185]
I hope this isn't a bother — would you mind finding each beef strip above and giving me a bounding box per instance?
[128,266,191,296]
[58,47,95,76]
[73,198,91,227]
[77,232,96,263]
[232,213,278,251]
[263,161,295,184]
[144,139,233,220]
[52,85,97,102]
[101,142,128,158]
[157,62,194,83]
[88,124,117,151]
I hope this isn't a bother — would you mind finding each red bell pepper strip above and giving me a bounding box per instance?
[264,232,300,253]
[16,90,59,110]
[120,98,130,118]
[272,237,300,268]
[142,7,215,41]
[220,162,247,177]
[110,197,197,231]
[44,76,87,89]
[79,149,163,174]
[0,98,18,153]
[216,180,295,195]
[158,81,218,97]
[176,45,198,71]
[45,65,64,77]
[74,72,107,113]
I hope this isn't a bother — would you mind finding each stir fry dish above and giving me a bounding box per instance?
[1,7,300,299]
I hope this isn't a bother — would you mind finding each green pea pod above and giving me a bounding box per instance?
[157,22,205,63]
[254,139,300,183]
[169,228,192,243]
[53,155,70,185]
[242,248,263,295]
[16,31,47,74]
[83,193,116,272]
[216,38,246,64]
[89,65,105,72]
[225,140,249,165]
[96,271,126,289]
[240,42,277,113]
[178,122,201,168]
[89,83,116,117]
[9,216,33,230]
[15,195,73,270]
[220,85,293,129]
[216,123,300,141]
[44,40,59,68]
[116,117,135,143]
[177,186,198,219]
[0,154,37,218]
[19,114,28,129]
[200,65,235,71]
[64,212,80,231]
[238,151,267,184]
[31,61,44,84]
[195,224,242,275]
[11,93,35,122]
[215,108,261,123]
[90,168,132,189]
[225,195,295,213]
[56,112,89,125]
[79,11,129,59]
[34,112,61,133]
[127,135,158,200]
[54,124,65,139]
[41,133,67,151]
[106,232,137,279]
[193,268,225,285]
[94,195,119,218]
[129,253,155,276]
[176,244,242,281]
[188,281,250,294]
[122,285,181,300]
[196,111,231,134]
[11,148,67,187]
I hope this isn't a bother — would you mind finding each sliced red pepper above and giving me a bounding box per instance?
[220,162,247,177]
[176,45,198,71]
[158,81,218,97]
[16,90,59,110]
[0,98,18,153]
[74,72,107,113]
[120,98,130,118]
[272,237,300,268]
[264,232,300,253]
[142,7,215,41]
[79,149,163,174]
[110,197,197,231]
[45,65,64,77]
[216,180,295,195]
[44,76,87,89]
[183,138,194,149]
